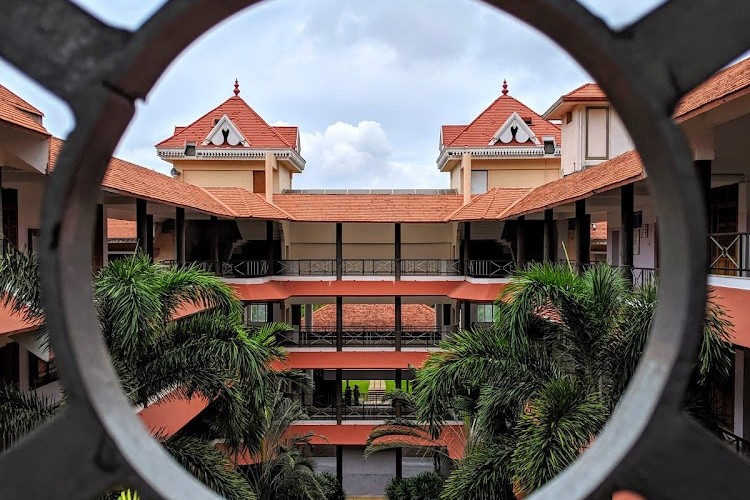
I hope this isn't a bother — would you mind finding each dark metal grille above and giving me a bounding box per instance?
[0,0,749,498]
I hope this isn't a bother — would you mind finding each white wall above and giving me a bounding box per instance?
[561,105,634,176]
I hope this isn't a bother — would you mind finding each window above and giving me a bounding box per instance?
[29,352,58,389]
[246,303,267,323]
[184,142,196,156]
[476,303,496,323]
[542,137,556,155]
[585,107,609,160]
[565,111,573,124]
[470,170,488,194]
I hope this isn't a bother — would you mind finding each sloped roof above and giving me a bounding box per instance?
[313,303,436,328]
[450,187,532,221]
[561,83,607,102]
[443,92,561,148]
[203,187,293,220]
[0,84,49,135]
[273,126,299,149]
[503,150,644,218]
[674,56,750,118]
[441,125,464,145]
[156,94,296,150]
[274,193,464,223]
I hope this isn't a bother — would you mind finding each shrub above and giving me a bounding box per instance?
[317,471,346,500]
[386,472,444,500]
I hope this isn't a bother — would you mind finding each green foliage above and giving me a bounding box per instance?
[369,262,736,499]
[386,472,444,500]
[117,490,139,500]
[0,382,60,451]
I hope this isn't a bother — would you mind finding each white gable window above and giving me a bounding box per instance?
[471,170,488,194]
[489,111,540,146]
[585,107,609,160]
[202,114,249,147]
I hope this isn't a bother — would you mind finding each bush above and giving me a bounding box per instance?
[317,471,346,500]
[385,472,444,500]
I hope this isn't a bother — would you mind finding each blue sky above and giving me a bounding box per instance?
[1,0,665,188]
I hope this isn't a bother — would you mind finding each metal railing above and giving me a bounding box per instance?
[277,259,336,276]
[709,232,750,277]
[719,429,750,460]
[304,401,414,421]
[285,327,443,348]
[400,259,462,275]
[468,260,516,278]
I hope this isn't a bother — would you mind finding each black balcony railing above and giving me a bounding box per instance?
[709,232,750,277]
[468,260,516,278]
[284,326,445,348]
[719,428,750,460]
[304,399,416,421]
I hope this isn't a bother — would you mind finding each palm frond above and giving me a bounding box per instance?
[0,382,60,450]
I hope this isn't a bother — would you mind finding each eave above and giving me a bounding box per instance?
[156,147,306,172]
[437,146,561,171]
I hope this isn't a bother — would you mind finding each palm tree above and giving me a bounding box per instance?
[0,249,289,499]
[368,263,734,499]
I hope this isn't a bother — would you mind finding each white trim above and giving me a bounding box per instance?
[436,146,561,171]
[489,111,540,146]
[202,114,248,147]
[156,147,306,172]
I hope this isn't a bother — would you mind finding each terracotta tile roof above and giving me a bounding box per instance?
[0,84,49,135]
[561,83,607,101]
[443,93,561,147]
[312,304,436,328]
[0,303,38,336]
[203,187,292,219]
[273,126,299,150]
[674,56,750,118]
[441,125,465,145]
[449,187,532,221]
[107,219,136,240]
[274,193,465,223]
[503,150,644,218]
[156,95,295,150]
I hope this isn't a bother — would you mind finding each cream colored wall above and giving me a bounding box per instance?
[561,105,634,175]
[402,223,453,259]
[343,223,394,259]
[278,164,292,192]
[473,158,560,188]
[450,167,462,191]
[286,222,336,259]
[173,159,264,190]
[153,224,175,261]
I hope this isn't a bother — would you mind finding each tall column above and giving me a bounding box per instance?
[336,222,343,280]
[620,184,634,283]
[93,203,105,270]
[0,167,4,252]
[463,222,471,276]
[516,215,526,268]
[461,151,472,205]
[211,216,220,274]
[696,160,712,272]
[136,198,147,255]
[395,297,402,351]
[266,302,274,322]
[395,367,403,479]
[394,223,402,280]
[543,208,555,262]
[335,369,343,424]
[336,444,344,486]
[462,301,471,330]
[146,214,154,260]
[304,303,313,332]
[291,304,302,329]
[336,297,343,351]
[175,207,185,264]
[575,199,590,273]
[266,220,274,275]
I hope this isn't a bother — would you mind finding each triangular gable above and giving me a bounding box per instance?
[202,114,249,147]
[489,112,539,146]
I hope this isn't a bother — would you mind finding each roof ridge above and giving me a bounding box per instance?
[250,192,295,219]
[497,187,535,219]
[564,82,596,97]
[200,187,239,217]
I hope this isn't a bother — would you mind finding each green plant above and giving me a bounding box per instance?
[385,472,444,500]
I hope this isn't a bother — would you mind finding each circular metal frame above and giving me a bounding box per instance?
[0,0,749,498]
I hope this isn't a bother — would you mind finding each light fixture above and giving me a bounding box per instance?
[170,168,180,177]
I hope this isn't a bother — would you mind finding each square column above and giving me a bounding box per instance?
[543,208,555,262]
[136,198,147,255]
[266,220,274,275]
[335,369,343,424]
[146,214,154,260]
[516,215,526,267]
[336,222,343,280]
[695,160,712,272]
[93,203,105,270]
[175,207,185,264]
[395,297,402,351]
[462,222,471,276]
[575,199,590,273]
[336,297,343,351]
[394,223,401,280]
[211,216,220,274]
[620,184,634,283]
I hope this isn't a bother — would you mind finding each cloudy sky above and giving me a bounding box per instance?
[2,0,665,189]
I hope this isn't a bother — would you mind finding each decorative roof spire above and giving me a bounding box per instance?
[233,79,240,96]
[502,79,508,96]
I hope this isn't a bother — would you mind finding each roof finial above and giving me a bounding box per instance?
[502,79,508,96]
[233,79,240,96]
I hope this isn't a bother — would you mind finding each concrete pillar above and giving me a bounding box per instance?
[516,215,526,267]
[620,184,634,283]
[395,297,402,351]
[461,151,472,205]
[575,199,590,273]
[463,222,471,276]
[696,160,712,272]
[543,208,555,262]
[336,297,343,351]
[735,348,750,438]
[462,301,471,330]
[266,220,274,275]
[304,303,313,332]
[175,207,185,264]
[336,444,344,485]
[0,167,4,251]
[264,151,275,204]
[395,364,404,478]
[394,223,401,280]
[336,222,343,279]
[136,198,147,255]
[266,302,274,322]
[291,304,302,329]
[336,369,343,424]
[211,216,220,274]
[146,214,154,260]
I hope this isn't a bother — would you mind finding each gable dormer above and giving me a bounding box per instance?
[202,114,248,147]
[489,112,540,146]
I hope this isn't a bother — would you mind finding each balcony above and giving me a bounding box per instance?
[710,232,750,277]
[282,326,445,348]
[304,399,415,421]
